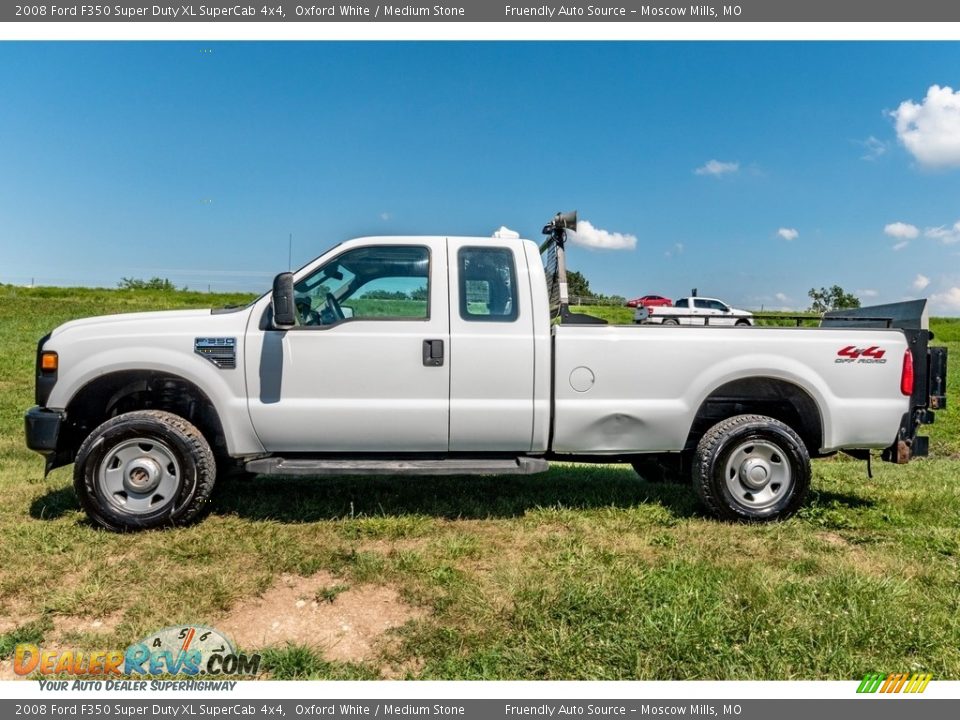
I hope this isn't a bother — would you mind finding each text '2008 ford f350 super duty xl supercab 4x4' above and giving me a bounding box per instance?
[24,211,948,531]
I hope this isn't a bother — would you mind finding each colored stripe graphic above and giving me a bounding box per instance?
[858,672,931,694]
[857,673,884,693]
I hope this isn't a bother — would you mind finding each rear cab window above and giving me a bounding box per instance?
[458,246,519,322]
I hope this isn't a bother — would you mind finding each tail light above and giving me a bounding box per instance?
[900,347,914,396]
[648,307,655,315]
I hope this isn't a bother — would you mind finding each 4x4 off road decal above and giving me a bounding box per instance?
[836,346,888,364]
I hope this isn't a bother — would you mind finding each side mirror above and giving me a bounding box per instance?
[272,272,296,328]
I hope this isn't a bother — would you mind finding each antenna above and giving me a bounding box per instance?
[288,233,292,271]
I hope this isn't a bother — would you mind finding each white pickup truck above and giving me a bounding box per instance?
[25,212,948,530]
[639,296,754,326]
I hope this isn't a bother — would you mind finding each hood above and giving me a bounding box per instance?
[50,309,214,339]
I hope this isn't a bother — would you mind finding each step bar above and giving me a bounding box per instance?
[244,456,550,477]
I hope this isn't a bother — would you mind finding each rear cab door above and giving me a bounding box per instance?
[446,238,539,451]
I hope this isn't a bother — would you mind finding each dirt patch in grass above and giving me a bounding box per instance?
[818,531,850,547]
[217,571,425,664]
[0,659,19,681]
[813,531,906,578]
[50,611,123,644]
[0,611,38,636]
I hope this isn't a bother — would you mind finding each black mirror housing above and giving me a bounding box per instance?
[272,272,296,328]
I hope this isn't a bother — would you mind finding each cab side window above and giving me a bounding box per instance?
[293,245,430,327]
[458,247,518,322]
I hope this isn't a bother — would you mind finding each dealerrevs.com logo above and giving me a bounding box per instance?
[14,625,260,677]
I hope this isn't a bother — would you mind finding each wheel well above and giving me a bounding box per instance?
[60,371,227,464]
[685,378,824,457]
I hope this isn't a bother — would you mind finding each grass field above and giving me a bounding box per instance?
[0,285,957,680]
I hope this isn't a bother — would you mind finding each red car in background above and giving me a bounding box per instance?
[625,294,673,309]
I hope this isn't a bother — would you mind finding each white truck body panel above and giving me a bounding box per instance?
[551,324,908,454]
[244,236,451,453]
[45,308,265,455]
[243,236,546,454]
[523,238,554,453]
[36,235,913,462]
[447,237,539,452]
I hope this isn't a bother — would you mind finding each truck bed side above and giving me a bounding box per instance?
[551,324,909,455]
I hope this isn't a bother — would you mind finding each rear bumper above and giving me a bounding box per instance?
[24,406,64,455]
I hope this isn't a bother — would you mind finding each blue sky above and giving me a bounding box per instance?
[1,41,960,314]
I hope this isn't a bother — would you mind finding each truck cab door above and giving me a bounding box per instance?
[446,239,536,451]
[692,298,712,325]
[244,238,450,453]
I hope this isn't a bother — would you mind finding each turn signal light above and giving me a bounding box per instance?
[900,348,914,396]
[40,351,58,373]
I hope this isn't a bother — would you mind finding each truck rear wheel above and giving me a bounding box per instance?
[74,410,216,531]
[693,414,809,521]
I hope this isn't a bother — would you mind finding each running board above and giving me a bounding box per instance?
[244,457,550,477]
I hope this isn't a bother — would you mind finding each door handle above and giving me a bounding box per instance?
[422,339,444,367]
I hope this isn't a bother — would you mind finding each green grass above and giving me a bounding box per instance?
[0,284,958,680]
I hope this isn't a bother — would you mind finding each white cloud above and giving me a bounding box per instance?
[884,222,919,239]
[379,212,392,221]
[913,273,931,291]
[492,226,520,239]
[891,85,960,169]
[777,227,799,241]
[924,221,960,244]
[930,286,960,312]
[694,159,739,177]
[860,136,888,161]
[892,241,909,251]
[774,292,790,303]
[568,220,637,251]
[858,289,879,298]
[665,242,685,258]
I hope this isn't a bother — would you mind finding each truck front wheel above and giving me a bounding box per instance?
[693,414,810,521]
[74,410,216,531]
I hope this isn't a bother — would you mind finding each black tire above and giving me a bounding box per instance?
[73,410,216,531]
[735,319,751,327]
[693,414,810,521]
[632,454,689,483]
[662,318,680,326]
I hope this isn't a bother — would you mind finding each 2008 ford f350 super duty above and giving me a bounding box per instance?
[24,212,948,530]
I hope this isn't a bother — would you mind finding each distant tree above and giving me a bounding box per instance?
[566,270,592,299]
[808,285,861,313]
[118,277,177,291]
[361,289,409,300]
[410,286,428,301]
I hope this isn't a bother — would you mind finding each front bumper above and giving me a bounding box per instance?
[24,406,64,455]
